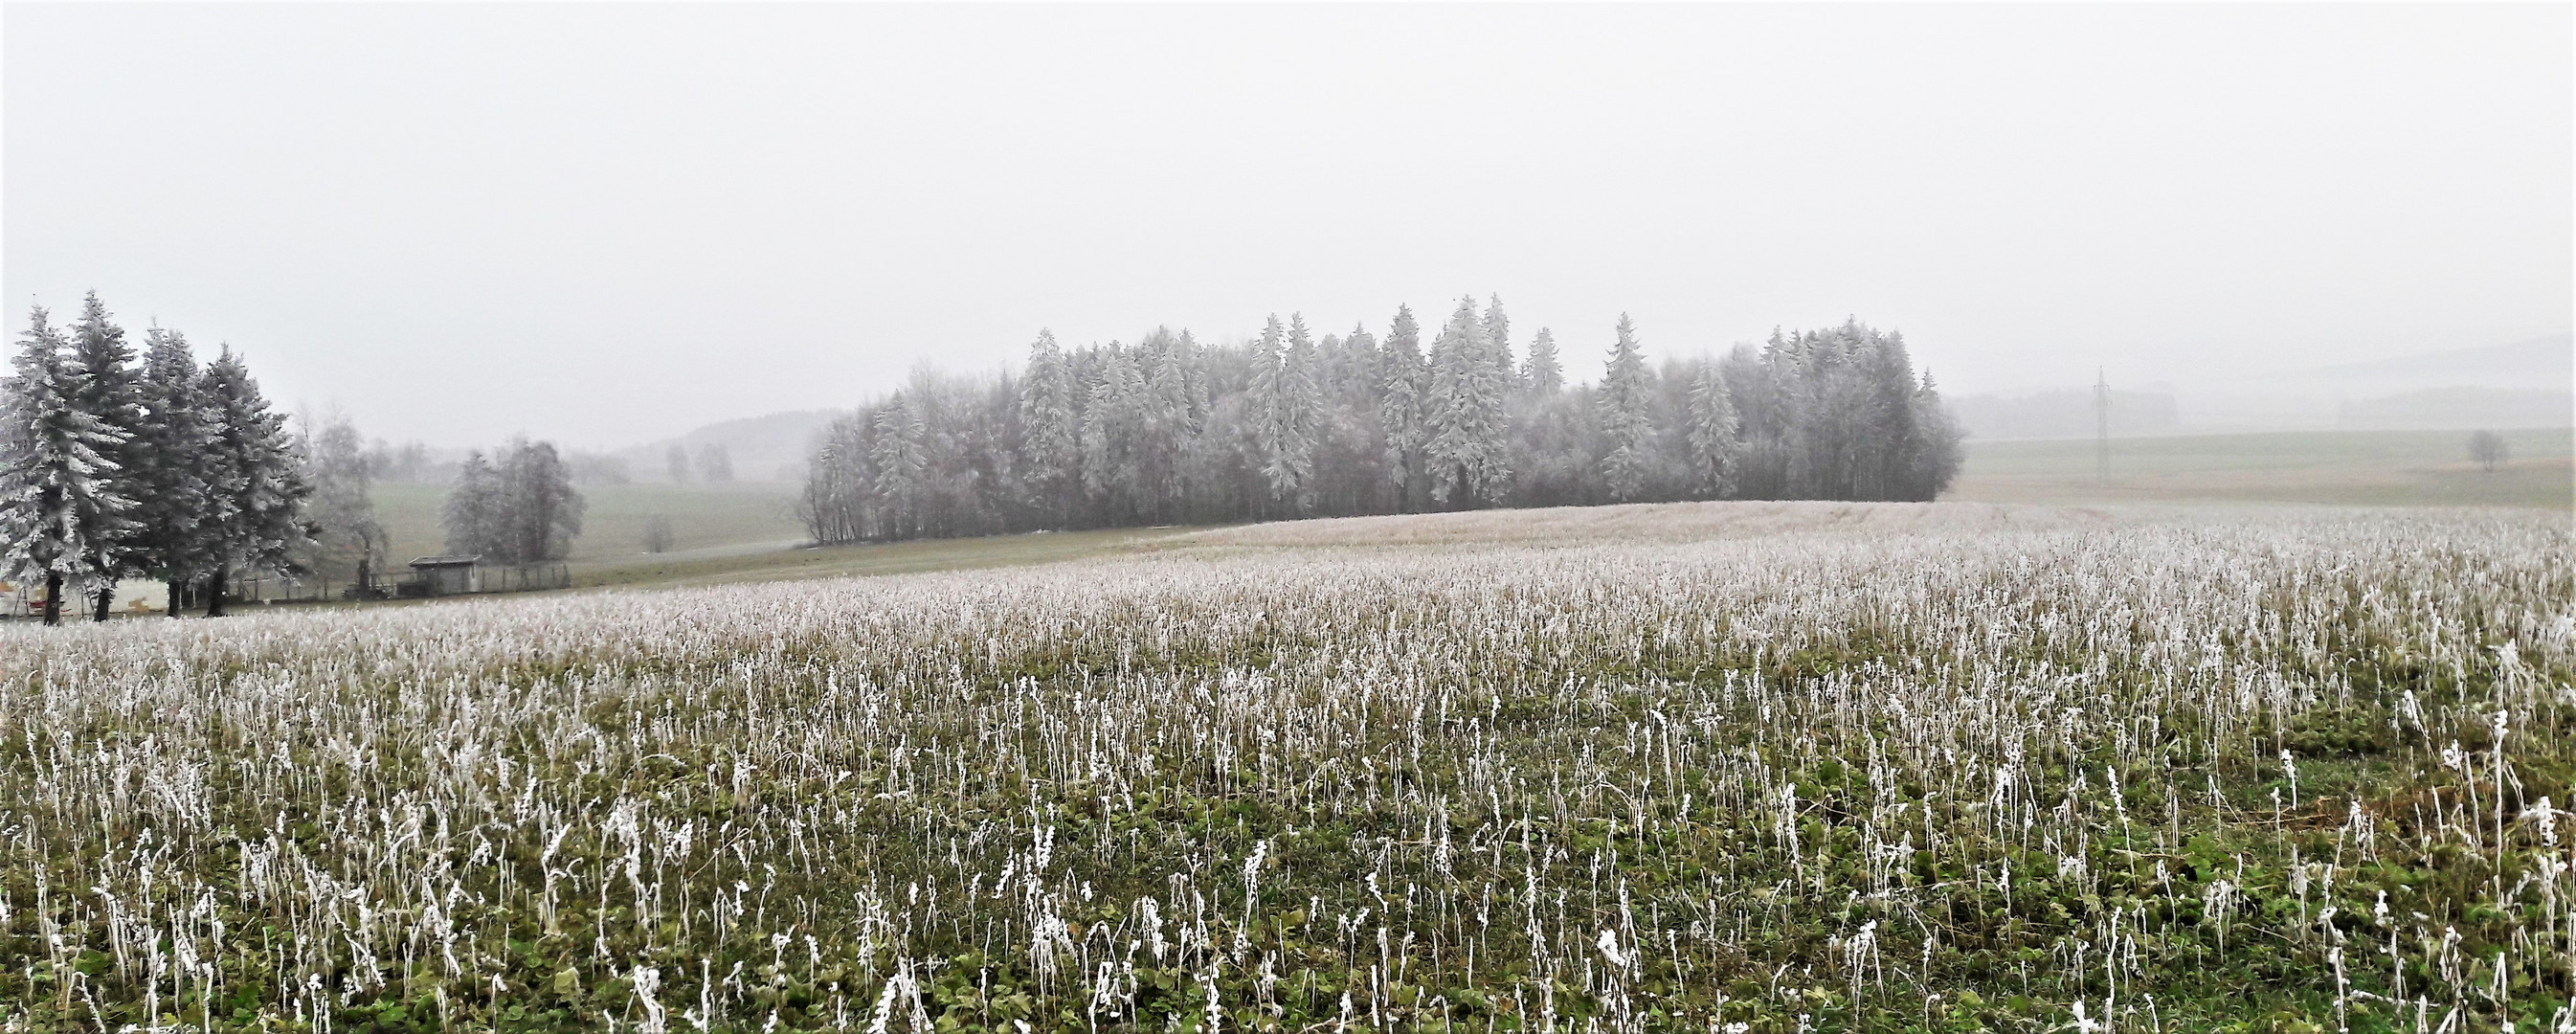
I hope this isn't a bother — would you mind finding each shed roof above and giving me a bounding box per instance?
[409,555,482,569]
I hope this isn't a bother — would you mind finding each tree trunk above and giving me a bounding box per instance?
[205,568,227,618]
[168,577,187,618]
[41,573,62,626]
[92,583,114,622]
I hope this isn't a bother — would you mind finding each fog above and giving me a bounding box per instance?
[6,4,2566,450]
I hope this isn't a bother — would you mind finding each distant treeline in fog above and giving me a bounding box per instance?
[799,300,1963,543]
[359,438,639,487]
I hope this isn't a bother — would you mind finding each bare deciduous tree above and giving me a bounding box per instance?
[2469,430,2510,473]
[300,412,385,596]
[697,442,734,483]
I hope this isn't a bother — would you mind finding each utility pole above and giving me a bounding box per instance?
[2093,367,2111,485]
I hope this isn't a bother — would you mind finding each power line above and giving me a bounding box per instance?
[2094,367,2111,485]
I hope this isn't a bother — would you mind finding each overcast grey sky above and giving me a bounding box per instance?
[6,3,2567,449]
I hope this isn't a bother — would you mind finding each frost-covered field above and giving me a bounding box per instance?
[1,502,2570,1032]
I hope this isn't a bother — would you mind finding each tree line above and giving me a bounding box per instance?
[668,442,733,483]
[800,299,1963,543]
[0,294,588,623]
[0,295,312,623]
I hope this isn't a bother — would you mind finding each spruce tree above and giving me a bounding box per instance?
[1174,329,1235,522]
[1,306,132,624]
[1308,323,1382,513]
[1899,369,1965,502]
[1483,295,1515,386]
[1175,329,1211,430]
[1017,330,1080,523]
[196,346,312,616]
[131,326,213,615]
[442,451,503,557]
[1247,315,1286,495]
[1425,297,1511,506]
[1523,327,1564,394]
[1598,314,1655,501]
[1686,363,1738,497]
[1283,313,1320,501]
[1378,305,1429,511]
[1080,347,1140,517]
[870,393,928,538]
[1856,329,1919,501]
[1136,329,1192,520]
[1333,323,1380,406]
[1249,314,1317,508]
[67,293,145,618]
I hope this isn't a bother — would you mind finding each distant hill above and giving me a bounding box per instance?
[2299,333,2570,394]
[2339,387,2571,431]
[616,409,843,483]
[2166,333,2571,432]
[2301,334,2571,430]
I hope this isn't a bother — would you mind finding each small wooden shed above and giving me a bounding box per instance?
[404,555,482,596]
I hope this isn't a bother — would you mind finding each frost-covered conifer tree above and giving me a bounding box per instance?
[1686,363,1738,497]
[1080,347,1140,517]
[1249,314,1317,509]
[0,306,132,624]
[1899,369,1966,502]
[442,450,502,558]
[1017,330,1080,523]
[1165,328,1223,520]
[1304,324,1384,514]
[1523,327,1563,394]
[131,326,214,615]
[1852,328,1921,501]
[1175,329,1211,430]
[66,293,145,618]
[1282,314,1319,497]
[1331,323,1380,405]
[1482,295,1514,386]
[1134,329,1192,520]
[196,346,312,616]
[1377,305,1429,511]
[1598,314,1655,501]
[870,393,929,538]
[1425,297,1511,506]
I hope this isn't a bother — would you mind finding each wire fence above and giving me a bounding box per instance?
[391,562,571,598]
[3,562,573,618]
